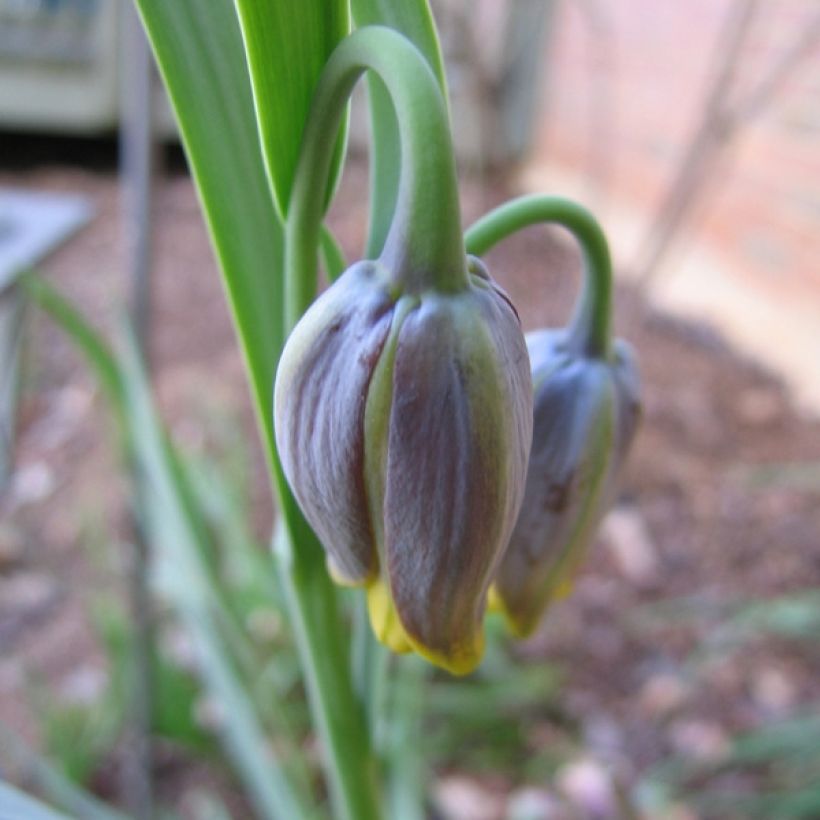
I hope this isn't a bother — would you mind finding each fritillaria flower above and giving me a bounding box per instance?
[491,325,641,637]
[274,256,532,674]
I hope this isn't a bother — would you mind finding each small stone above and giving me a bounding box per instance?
[0,523,24,570]
[161,626,198,672]
[246,608,283,643]
[639,673,690,718]
[0,658,24,693]
[645,804,699,820]
[668,720,729,762]
[737,388,781,426]
[9,461,56,507]
[0,572,58,619]
[434,776,505,820]
[59,665,108,705]
[36,385,93,451]
[506,787,569,820]
[601,507,658,586]
[194,695,225,732]
[752,667,796,715]
[555,758,616,818]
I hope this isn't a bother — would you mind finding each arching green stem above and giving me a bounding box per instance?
[464,195,613,359]
[286,26,466,330]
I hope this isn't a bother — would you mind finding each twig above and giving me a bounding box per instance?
[733,10,820,124]
[118,4,158,817]
[635,1,820,286]
[575,0,617,199]
[634,0,759,284]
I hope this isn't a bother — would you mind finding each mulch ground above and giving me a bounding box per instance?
[2,143,819,816]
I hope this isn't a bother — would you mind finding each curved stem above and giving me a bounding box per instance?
[276,25,472,820]
[464,195,613,359]
[286,26,466,330]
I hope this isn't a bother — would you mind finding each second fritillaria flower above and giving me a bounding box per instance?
[274,257,533,675]
[491,327,641,637]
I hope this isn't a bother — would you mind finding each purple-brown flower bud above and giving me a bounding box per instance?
[491,327,641,637]
[274,257,532,674]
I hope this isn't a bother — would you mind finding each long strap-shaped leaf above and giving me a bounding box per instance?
[133,0,284,473]
[350,0,448,256]
[27,279,313,820]
[234,0,350,217]
[118,331,313,820]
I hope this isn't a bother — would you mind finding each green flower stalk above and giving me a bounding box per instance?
[466,196,641,637]
[274,28,533,675]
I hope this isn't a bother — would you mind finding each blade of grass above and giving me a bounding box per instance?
[385,656,427,820]
[693,786,820,819]
[21,276,124,419]
[320,225,348,281]
[28,284,314,820]
[0,724,127,820]
[119,331,316,820]
[133,0,284,473]
[234,0,350,217]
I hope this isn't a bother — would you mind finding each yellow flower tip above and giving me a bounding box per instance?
[412,631,485,677]
[366,578,413,653]
[503,610,538,640]
[490,590,540,640]
[487,585,504,614]
[325,555,373,588]
[366,578,485,674]
[553,576,575,601]
[491,574,579,640]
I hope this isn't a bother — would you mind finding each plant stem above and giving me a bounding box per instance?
[386,656,428,820]
[286,25,467,329]
[464,194,613,359]
[272,515,382,820]
[277,26,472,818]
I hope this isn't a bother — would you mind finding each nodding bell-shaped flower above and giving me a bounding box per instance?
[274,256,533,674]
[463,195,641,639]
[491,326,640,637]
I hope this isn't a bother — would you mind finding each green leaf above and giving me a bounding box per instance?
[21,276,124,421]
[118,331,315,820]
[28,277,314,819]
[320,225,348,281]
[234,0,350,217]
[133,0,284,472]
[350,0,449,256]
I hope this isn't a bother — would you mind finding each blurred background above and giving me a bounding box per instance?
[1,1,819,818]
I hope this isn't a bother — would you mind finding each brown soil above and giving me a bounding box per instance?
[2,150,819,815]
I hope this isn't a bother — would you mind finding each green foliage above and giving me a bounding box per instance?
[234,0,350,217]
[637,592,820,819]
[133,0,285,471]
[26,279,316,819]
[422,618,567,780]
[37,701,118,787]
[19,3,613,818]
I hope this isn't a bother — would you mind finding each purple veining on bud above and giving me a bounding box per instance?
[492,327,641,637]
[274,257,532,674]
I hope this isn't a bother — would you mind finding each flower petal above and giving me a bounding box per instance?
[274,262,394,584]
[379,289,532,673]
[494,359,616,636]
